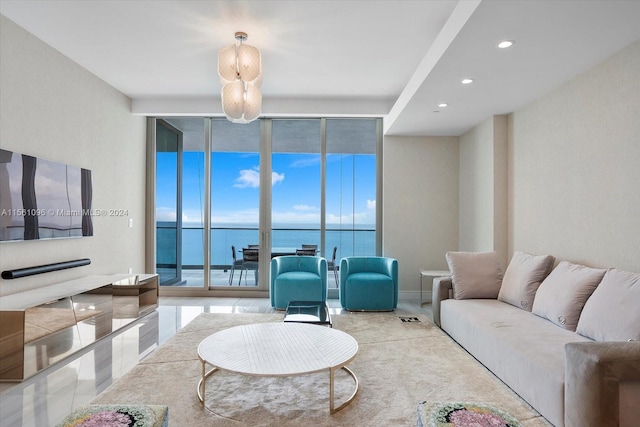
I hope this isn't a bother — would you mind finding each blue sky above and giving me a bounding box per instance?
[156,151,376,227]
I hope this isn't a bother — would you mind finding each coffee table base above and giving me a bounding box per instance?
[197,362,359,414]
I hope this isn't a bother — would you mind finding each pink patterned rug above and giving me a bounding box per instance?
[417,401,522,427]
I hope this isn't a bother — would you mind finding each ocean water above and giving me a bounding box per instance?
[157,222,375,267]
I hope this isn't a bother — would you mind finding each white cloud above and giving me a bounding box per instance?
[211,208,259,224]
[293,204,316,211]
[234,168,260,188]
[367,199,376,210]
[272,210,320,223]
[326,212,372,224]
[156,207,177,222]
[234,167,285,188]
[290,157,320,168]
[272,171,285,185]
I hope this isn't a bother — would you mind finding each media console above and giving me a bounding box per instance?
[0,273,158,382]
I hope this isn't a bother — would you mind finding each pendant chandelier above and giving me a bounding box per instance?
[218,32,262,124]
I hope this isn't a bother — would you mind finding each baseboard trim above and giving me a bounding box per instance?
[399,290,432,303]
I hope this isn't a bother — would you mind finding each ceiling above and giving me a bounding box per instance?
[2,0,640,136]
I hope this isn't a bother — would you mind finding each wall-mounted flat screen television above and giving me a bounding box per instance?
[0,149,93,241]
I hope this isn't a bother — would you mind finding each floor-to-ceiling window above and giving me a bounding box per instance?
[155,118,206,287]
[271,119,322,256]
[210,119,261,287]
[151,117,381,293]
[155,120,181,286]
[325,118,378,287]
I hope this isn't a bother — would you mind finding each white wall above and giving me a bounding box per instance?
[459,119,494,250]
[459,115,508,268]
[383,135,459,298]
[0,15,147,296]
[508,39,640,272]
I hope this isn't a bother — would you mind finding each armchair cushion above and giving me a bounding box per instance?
[270,256,327,310]
[340,257,398,311]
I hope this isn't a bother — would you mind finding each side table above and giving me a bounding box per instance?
[420,270,451,305]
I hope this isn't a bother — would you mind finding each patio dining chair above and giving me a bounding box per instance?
[240,247,259,286]
[228,245,244,286]
[296,244,318,256]
[296,248,317,256]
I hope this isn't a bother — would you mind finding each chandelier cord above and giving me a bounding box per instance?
[234,43,240,80]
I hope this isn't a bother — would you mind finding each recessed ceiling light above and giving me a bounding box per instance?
[438,103,448,108]
[497,40,514,49]
[461,78,474,85]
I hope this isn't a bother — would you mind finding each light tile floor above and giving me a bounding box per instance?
[0,297,432,427]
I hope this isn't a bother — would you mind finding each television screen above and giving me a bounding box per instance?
[0,149,93,241]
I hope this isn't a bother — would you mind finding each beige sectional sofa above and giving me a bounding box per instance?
[432,251,640,427]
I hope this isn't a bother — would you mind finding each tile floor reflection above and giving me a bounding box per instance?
[0,297,432,427]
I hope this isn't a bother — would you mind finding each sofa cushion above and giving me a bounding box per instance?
[532,261,606,331]
[445,251,503,299]
[440,299,591,427]
[576,268,640,341]
[498,251,555,311]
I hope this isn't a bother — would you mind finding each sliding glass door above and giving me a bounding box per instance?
[271,119,322,257]
[155,120,182,286]
[325,119,378,287]
[210,119,261,287]
[151,117,381,293]
[155,118,206,288]
[326,119,377,255]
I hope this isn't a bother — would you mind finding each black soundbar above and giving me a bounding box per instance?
[1,258,91,279]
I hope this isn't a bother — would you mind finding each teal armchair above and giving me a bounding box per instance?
[340,256,398,311]
[270,256,327,310]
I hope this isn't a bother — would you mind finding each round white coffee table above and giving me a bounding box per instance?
[197,322,359,414]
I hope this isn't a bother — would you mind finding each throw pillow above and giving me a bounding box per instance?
[445,251,503,299]
[498,251,555,311]
[576,268,640,341]
[531,261,607,331]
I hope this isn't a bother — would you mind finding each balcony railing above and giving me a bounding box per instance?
[156,224,374,287]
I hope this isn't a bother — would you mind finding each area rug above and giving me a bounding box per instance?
[417,401,522,427]
[91,312,552,426]
[56,404,168,427]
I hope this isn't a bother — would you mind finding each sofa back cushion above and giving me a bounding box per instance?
[445,251,503,299]
[532,261,607,331]
[498,251,555,311]
[576,268,640,341]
